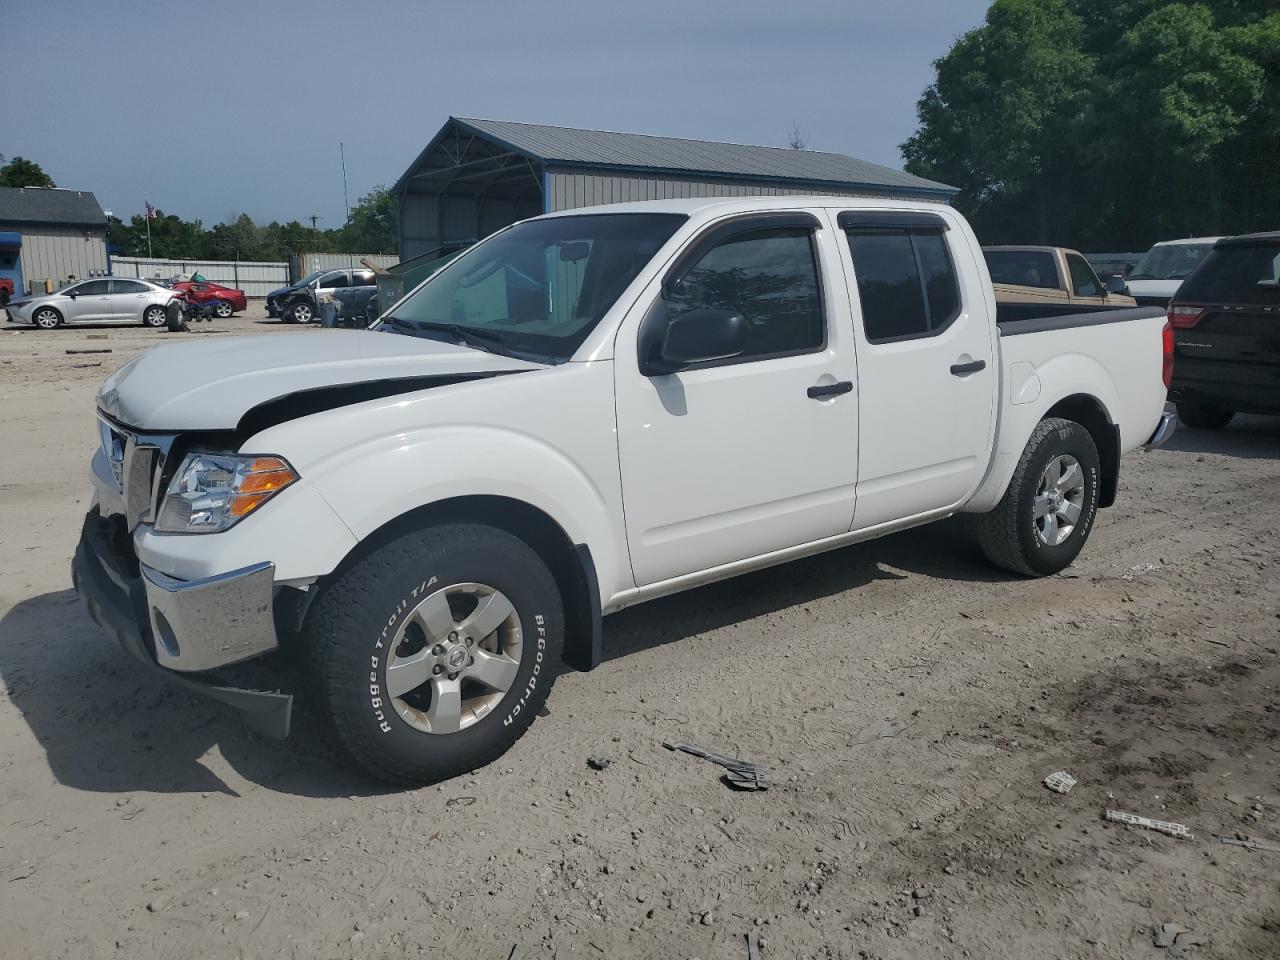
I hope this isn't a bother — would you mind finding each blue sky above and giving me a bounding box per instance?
[1,0,989,227]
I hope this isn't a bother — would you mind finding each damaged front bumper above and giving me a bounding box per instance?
[72,509,293,738]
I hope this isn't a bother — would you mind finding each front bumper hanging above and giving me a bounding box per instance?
[71,509,293,738]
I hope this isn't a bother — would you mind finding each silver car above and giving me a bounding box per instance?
[5,278,178,329]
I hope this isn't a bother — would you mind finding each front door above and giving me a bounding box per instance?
[615,213,859,587]
[65,279,112,322]
[1065,251,1107,308]
[837,210,997,530]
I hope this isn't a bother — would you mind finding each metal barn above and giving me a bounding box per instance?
[0,186,108,295]
[394,117,958,260]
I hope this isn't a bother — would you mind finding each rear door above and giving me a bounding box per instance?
[838,210,997,530]
[107,278,151,320]
[342,270,378,318]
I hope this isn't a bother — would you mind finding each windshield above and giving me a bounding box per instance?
[1129,243,1215,281]
[294,270,326,287]
[378,213,686,361]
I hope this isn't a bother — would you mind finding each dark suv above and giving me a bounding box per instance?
[266,268,379,324]
[1168,232,1280,429]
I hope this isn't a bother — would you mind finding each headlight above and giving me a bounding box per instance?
[155,453,298,534]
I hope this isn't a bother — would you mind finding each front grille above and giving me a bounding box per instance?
[97,414,176,531]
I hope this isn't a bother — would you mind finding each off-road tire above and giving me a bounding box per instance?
[304,523,563,785]
[1176,399,1233,430]
[975,417,1100,577]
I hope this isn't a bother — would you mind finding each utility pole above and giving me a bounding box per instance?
[340,141,352,266]
[340,141,350,227]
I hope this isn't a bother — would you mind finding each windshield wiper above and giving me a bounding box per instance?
[382,316,504,346]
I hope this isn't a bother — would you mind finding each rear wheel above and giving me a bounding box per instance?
[214,300,234,318]
[1176,399,1233,430]
[305,523,563,785]
[33,306,62,329]
[976,417,1100,577]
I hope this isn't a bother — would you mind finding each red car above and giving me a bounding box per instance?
[171,280,247,317]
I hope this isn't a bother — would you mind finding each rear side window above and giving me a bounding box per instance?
[983,250,1059,289]
[1066,254,1101,297]
[846,228,961,343]
[665,227,824,361]
[1178,243,1280,305]
[110,279,147,294]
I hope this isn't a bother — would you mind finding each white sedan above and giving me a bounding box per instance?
[5,277,177,329]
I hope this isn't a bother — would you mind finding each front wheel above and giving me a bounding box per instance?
[33,306,62,329]
[289,300,314,324]
[1176,399,1233,430]
[305,523,564,785]
[214,300,234,318]
[975,417,1100,577]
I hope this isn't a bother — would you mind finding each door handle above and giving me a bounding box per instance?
[950,359,986,376]
[807,380,853,399]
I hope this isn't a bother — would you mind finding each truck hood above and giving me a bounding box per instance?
[97,330,545,431]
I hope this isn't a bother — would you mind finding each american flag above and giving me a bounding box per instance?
[144,201,156,220]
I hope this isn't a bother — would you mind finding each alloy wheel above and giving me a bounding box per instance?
[1033,454,1084,546]
[384,582,523,734]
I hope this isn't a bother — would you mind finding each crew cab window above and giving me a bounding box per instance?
[319,272,348,289]
[664,227,824,361]
[73,280,110,296]
[110,279,148,294]
[354,272,375,287]
[846,228,961,343]
[1066,254,1101,297]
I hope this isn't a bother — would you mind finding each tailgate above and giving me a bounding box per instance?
[1173,305,1280,366]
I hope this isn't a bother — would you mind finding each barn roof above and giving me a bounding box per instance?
[398,117,956,198]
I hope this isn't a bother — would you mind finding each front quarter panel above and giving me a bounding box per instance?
[244,360,634,602]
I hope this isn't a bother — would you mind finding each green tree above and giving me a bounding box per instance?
[336,186,397,253]
[0,156,56,188]
[902,0,1094,243]
[903,0,1278,249]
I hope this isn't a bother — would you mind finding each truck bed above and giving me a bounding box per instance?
[998,304,1166,336]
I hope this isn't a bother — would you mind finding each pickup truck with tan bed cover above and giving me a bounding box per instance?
[74,196,1175,784]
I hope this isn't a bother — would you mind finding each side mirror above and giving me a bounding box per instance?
[1105,275,1129,296]
[67,289,77,299]
[643,307,746,375]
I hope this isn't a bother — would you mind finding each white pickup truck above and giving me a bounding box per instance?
[75,197,1175,784]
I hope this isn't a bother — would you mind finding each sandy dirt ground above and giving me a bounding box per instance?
[0,304,1277,960]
